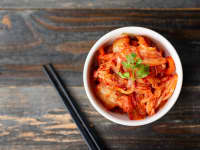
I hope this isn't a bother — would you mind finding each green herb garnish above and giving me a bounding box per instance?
[122,61,131,69]
[136,58,142,65]
[136,64,149,78]
[117,72,130,79]
[117,53,149,80]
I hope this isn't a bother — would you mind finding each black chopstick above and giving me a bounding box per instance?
[42,64,103,150]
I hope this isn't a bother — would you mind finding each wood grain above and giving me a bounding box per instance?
[0,9,199,150]
[0,0,199,9]
[0,85,200,150]
[0,9,199,86]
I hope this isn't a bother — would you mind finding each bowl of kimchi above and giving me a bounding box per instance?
[83,27,183,126]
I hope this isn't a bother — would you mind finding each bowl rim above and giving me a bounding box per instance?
[83,26,183,126]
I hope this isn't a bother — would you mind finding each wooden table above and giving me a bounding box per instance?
[0,1,200,150]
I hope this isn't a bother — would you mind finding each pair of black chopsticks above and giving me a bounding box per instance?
[42,64,104,150]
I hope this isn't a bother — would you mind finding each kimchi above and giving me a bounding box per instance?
[93,34,178,120]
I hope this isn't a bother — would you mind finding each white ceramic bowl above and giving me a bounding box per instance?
[83,27,183,126]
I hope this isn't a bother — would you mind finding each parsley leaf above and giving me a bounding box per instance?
[126,55,134,64]
[131,53,136,58]
[122,61,131,69]
[117,72,130,79]
[126,52,136,64]
[136,58,142,65]
[123,72,130,78]
[118,53,149,79]
[136,65,149,78]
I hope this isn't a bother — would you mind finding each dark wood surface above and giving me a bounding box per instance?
[0,0,199,9]
[0,8,200,150]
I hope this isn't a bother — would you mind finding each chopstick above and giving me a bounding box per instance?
[42,64,103,150]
